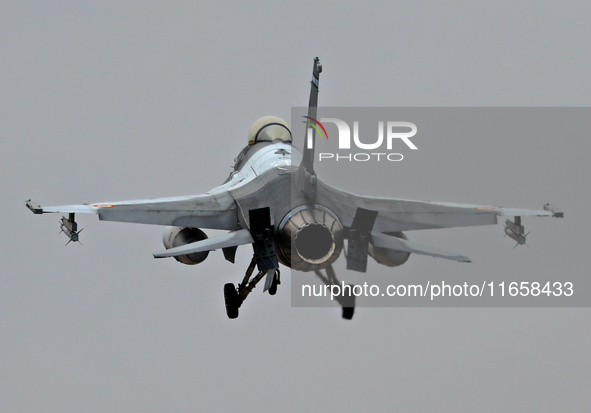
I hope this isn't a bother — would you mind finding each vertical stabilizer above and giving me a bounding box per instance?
[295,57,322,202]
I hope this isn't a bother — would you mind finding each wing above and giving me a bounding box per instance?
[314,181,562,267]
[317,181,555,233]
[26,191,239,231]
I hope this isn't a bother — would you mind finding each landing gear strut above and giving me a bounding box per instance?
[223,255,280,319]
[315,264,356,320]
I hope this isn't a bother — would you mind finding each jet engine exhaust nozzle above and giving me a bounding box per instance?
[277,205,343,271]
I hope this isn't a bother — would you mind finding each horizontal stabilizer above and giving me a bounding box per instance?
[371,232,471,263]
[153,229,253,259]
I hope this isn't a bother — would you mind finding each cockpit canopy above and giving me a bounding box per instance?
[248,116,292,145]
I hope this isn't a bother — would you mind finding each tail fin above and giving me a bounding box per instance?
[295,57,322,202]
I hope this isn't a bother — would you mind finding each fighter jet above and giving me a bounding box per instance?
[26,57,563,320]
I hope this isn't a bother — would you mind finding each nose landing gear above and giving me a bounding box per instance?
[315,264,356,320]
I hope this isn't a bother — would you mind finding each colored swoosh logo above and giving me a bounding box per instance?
[302,116,328,140]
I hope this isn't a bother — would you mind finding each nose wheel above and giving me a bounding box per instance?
[315,264,356,320]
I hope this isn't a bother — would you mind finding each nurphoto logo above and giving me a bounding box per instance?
[307,117,418,162]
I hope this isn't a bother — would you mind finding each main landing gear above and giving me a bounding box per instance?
[315,264,356,320]
[223,255,281,319]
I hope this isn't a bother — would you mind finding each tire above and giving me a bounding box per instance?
[341,284,355,320]
[269,276,278,295]
[342,307,355,320]
[223,283,239,319]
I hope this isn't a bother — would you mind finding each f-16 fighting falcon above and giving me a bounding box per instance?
[26,58,563,320]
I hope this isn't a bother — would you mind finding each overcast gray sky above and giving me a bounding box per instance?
[2,1,590,412]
